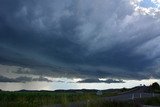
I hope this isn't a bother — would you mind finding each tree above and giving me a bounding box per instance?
[151,82,160,90]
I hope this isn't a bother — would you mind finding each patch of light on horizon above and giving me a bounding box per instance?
[0,79,160,91]
[99,78,107,81]
[72,78,82,82]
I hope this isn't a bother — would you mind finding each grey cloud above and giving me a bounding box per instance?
[32,76,52,82]
[0,0,160,80]
[0,75,52,83]
[0,75,17,82]
[77,78,124,83]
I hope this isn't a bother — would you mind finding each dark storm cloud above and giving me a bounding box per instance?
[77,78,124,83]
[0,0,160,79]
[0,75,52,83]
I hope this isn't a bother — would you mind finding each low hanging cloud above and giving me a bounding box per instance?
[0,75,52,83]
[0,0,160,80]
[77,78,124,84]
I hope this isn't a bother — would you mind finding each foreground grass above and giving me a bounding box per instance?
[66,100,140,107]
[88,100,140,107]
[0,91,118,107]
[1,89,150,107]
[144,96,160,106]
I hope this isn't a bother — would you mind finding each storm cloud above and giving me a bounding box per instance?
[0,75,52,83]
[0,0,160,79]
[77,78,124,83]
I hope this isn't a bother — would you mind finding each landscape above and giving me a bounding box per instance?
[0,82,160,107]
[1,0,160,107]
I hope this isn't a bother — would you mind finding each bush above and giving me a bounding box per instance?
[150,82,160,92]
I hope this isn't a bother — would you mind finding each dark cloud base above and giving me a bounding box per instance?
[77,78,124,84]
[0,75,52,83]
[0,0,160,80]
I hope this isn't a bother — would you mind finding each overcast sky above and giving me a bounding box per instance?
[0,0,160,90]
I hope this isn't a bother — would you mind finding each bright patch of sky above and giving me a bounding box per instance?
[0,78,159,91]
[139,0,158,8]
[131,0,160,17]
[0,64,159,91]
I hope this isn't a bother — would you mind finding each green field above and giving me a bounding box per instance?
[0,82,160,107]
[1,91,160,107]
[0,90,118,107]
[144,96,160,106]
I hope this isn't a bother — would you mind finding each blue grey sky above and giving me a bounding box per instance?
[140,0,158,8]
[0,0,160,90]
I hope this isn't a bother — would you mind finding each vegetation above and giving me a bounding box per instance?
[151,82,160,89]
[144,96,160,106]
[0,91,117,107]
[88,100,140,107]
[149,82,160,93]
[141,82,160,106]
[1,82,160,107]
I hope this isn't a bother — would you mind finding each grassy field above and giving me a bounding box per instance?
[88,100,140,107]
[0,90,118,107]
[1,90,160,107]
[144,96,160,106]
[1,82,160,107]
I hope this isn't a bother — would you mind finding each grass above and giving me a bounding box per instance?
[0,91,117,107]
[4,82,160,107]
[144,96,160,106]
[88,100,140,107]
[0,90,143,107]
[2,87,155,107]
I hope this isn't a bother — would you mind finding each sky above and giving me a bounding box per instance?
[0,0,160,91]
[140,0,158,8]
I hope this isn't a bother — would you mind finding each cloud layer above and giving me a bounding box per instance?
[0,0,160,80]
[77,78,124,83]
[0,75,52,83]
